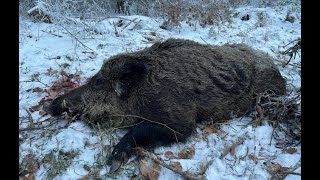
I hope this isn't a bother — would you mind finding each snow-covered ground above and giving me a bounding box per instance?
[19,4,301,180]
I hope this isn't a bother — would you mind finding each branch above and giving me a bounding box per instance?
[136,147,202,180]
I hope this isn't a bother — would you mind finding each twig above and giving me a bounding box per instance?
[269,121,277,146]
[23,78,49,87]
[19,119,65,132]
[45,56,61,60]
[200,37,209,45]
[107,114,182,143]
[112,22,119,37]
[197,160,214,175]
[19,126,45,132]
[59,25,96,53]
[128,20,142,31]
[238,146,249,161]
[120,18,138,32]
[115,120,145,129]
[25,108,35,128]
[136,147,202,180]
[274,59,301,69]
[278,171,301,176]
[97,16,135,23]
[97,122,105,160]
[41,30,63,38]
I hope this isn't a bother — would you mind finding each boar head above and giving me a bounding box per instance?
[43,57,148,127]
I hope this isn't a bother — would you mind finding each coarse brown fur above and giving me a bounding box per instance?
[44,38,286,172]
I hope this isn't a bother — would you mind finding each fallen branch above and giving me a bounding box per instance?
[136,147,202,180]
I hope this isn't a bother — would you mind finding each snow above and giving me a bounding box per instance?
[19,3,301,180]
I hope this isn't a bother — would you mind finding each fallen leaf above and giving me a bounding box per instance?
[22,154,40,175]
[26,87,44,93]
[83,164,91,172]
[203,126,218,137]
[61,63,70,68]
[248,154,257,161]
[45,68,58,76]
[178,145,195,159]
[164,151,177,159]
[139,158,161,180]
[59,69,67,76]
[265,162,283,175]
[170,161,182,171]
[39,110,47,116]
[285,147,297,154]
[29,97,47,112]
[40,131,46,138]
[23,173,36,180]
[230,145,236,156]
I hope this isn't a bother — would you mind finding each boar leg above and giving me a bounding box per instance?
[109,121,187,173]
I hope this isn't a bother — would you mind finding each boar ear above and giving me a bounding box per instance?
[113,61,147,98]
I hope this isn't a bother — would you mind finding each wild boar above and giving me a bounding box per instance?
[43,38,286,172]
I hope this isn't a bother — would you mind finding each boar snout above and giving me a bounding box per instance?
[43,98,68,117]
[43,95,83,119]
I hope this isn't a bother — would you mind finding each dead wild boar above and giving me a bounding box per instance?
[43,38,286,172]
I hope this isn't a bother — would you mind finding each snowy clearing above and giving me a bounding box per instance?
[19,3,301,180]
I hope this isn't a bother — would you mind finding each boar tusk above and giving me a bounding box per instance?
[63,99,68,108]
